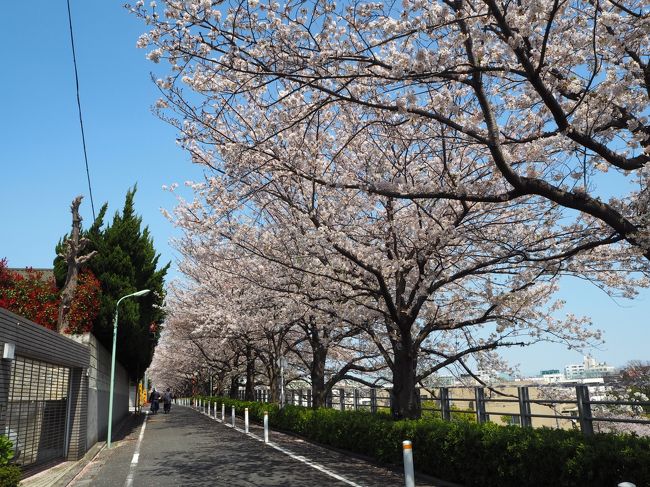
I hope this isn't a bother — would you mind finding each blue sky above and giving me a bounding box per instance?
[0,1,647,376]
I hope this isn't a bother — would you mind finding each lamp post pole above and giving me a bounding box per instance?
[107,289,150,448]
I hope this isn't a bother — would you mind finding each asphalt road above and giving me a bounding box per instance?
[69,405,440,487]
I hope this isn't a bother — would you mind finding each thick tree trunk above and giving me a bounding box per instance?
[311,345,327,409]
[267,366,280,402]
[57,196,96,333]
[215,371,227,396]
[390,331,420,419]
[245,345,256,400]
[229,375,240,398]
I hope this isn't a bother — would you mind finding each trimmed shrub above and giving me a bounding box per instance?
[0,466,20,487]
[0,437,13,466]
[198,395,650,487]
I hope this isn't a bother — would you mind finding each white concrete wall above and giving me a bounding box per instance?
[70,333,129,447]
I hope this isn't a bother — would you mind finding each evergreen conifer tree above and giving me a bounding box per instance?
[55,187,168,379]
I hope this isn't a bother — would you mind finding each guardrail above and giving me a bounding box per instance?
[238,385,650,437]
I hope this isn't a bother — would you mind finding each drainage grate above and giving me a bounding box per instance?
[5,356,70,470]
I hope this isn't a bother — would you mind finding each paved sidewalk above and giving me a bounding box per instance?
[68,404,441,487]
[20,413,144,487]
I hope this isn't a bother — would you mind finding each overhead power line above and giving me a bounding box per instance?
[66,0,96,220]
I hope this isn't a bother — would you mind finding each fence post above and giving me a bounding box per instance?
[245,408,249,433]
[221,403,225,421]
[440,388,451,421]
[475,387,487,423]
[576,385,594,436]
[339,388,346,411]
[264,411,269,443]
[231,406,236,427]
[354,389,360,410]
[370,388,377,414]
[518,386,532,427]
[403,441,415,487]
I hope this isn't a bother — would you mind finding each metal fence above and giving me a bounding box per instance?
[5,356,71,468]
[1,307,90,473]
[239,385,650,437]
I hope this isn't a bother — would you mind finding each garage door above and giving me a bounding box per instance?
[5,356,70,470]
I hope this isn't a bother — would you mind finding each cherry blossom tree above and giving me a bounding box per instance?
[132,0,650,259]
[133,0,649,418]
[163,223,383,406]
[161,119,645,417]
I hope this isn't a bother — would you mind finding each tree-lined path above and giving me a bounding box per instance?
[70,406,438,487]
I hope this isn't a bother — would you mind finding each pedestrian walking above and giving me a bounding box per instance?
[149,388,161,414]
[163,388,173,414]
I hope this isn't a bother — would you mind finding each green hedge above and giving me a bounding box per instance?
[196,395,650,487]
[0,466,20,487]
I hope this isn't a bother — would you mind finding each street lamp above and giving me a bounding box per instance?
[107,289,150,448]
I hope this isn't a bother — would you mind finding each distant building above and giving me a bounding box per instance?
[539,369,564,383]
[564,355,615,380]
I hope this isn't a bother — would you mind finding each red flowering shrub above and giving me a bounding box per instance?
[0,258,101,334]
[0,258,60,331]
[64,269,101,334]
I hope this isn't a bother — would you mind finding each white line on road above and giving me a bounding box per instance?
[252,434,364,487]
[206,410,364,487]
[124,412,148,487]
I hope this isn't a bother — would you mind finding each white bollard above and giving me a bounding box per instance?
[221,403,225,421]
[618,483,637,487]
[231,406,236,427]
[245,408,249,433]
[403,440,415,487]
[214,402,218,420]
[264,411,269,443]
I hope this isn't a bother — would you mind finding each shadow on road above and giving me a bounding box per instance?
[111,412,146,443]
